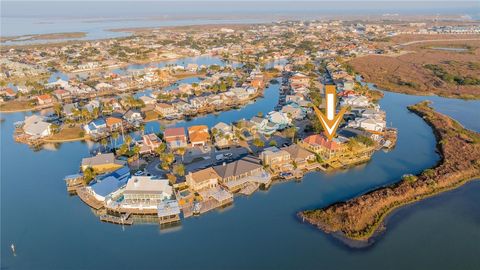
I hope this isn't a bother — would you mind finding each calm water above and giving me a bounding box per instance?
[2,1,478,45]
[2,75,480,269]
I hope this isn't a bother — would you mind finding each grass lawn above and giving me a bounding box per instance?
[144,110,160,121]
[46,126,85,141]
[0,100,34,112]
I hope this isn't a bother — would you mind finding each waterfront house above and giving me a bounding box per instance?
[299,134,346,161]
[290,72,310,85]
[281,104,305,120]
[188,125,210,147]
[53,89,71,101]
[139,95,156,105]
[138,133,162,154]
[83,118,107,135]
[213,156,271,192]
[347,117,386,135]
[105,116,123,131]
[123,109,143,124]
[340,95,370,107]
[259,146,293,172]
[231,87,250,101]
[268,111,291,129]
[250,116,268,131]
[36,94,54,105]
[186,167,220,192]
[155,103,177,117]
[87,166,130,202]
[22,115,52,138]
[212,122,234,148]
[123,176,173,207]
[164,127,188,149]
[157,200,181,225]
[281,144,316,169]
[81,153,126,173]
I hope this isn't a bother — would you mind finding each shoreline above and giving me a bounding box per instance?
[298,101,480,247]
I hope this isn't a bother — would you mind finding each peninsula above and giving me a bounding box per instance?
[299,101,480,245]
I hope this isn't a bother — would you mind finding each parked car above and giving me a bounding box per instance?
[134,170,144,176]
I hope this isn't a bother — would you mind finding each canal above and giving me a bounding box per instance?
[1,72,480,269]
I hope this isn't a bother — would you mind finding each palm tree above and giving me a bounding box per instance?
[176,147,186,162]
[125,135,132,151]
[285,127,297,143]
[100,138,108,151]
[111,131,119,149]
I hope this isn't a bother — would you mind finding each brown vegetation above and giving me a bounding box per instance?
[299,101,480,242]
[350,38,480,99]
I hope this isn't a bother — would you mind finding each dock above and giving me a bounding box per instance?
[100,213,133,225]
[76,187,104,210]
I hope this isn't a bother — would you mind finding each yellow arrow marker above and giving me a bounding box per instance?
[313,85,347,141]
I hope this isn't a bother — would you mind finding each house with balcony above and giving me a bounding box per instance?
[259,147,293,172]
[164,127,187,149]
[188,125,210,147]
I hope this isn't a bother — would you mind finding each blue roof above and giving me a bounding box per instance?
[92,118,106,126]
[91,176,124,197]
[99,166,130,183]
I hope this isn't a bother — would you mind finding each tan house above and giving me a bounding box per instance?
[299,134,346,161]
[260,146,292,172]
[81,153,126,173]
[185,167,220,191]
[155,103,177,117]
[188,125,210,147]
[212,156,271,192]
[281,144,316,169]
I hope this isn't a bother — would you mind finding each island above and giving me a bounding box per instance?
[299,101,480,245]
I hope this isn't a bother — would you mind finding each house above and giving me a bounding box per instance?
[83,118,107,135]
[138,95,156,105]
[81,153,126,173]
[123,176,173,206]
[347,117,386,133]
[251,77,264,89]
[281,144,316,169]
[87,166,130,202]
[281,104,305,120]
[259,147,293,172]
[299,134,345,161]
[53,89,71,101]
[85,99,101,113]
[164,127,188,149]
[23,115,52,138]
[157,200,181,225]
[123,109,143,124]
[212,122,234,148]
[155,103,177,117]
[231,87,250,101]
[139,133,162,154]
[63,103,77,118]
[186,167,220,191]
[343,80,355,91]
[36,94,54,105]
[268,111,291,129]
[213,156,271,192]
[105,116,123,131]
[250,116,268,130]
[290,73,310,85]
[188,125,210,147]
[3,88,16,98]
[341,95,370,107]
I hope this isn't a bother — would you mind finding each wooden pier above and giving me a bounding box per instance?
[100,213,133,225]
[76,187,104,210]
